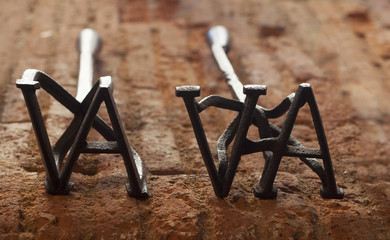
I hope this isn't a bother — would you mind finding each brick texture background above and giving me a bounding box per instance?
[0,0,389,239]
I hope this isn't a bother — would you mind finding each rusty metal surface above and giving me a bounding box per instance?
[16,29,148,199]
[177,26,344,199]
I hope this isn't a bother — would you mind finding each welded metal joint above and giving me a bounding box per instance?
[176,26,344,200]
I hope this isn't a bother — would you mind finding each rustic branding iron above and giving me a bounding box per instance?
[176,26,344,199]
[16,29,148,199]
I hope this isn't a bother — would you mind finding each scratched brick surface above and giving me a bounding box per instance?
[0,0,389,239]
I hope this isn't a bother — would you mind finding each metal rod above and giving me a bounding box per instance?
[222,85,267,196]
[176,86,224,197]
[76,28,102,102]
[207,26,246,102]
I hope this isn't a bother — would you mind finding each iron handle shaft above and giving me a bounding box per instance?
[207,26,245,102]
[76,28,102,102]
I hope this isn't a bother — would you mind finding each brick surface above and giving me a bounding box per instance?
[0,0,389,239]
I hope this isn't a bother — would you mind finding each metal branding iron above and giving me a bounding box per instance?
[16,29,148,199]
[176,26,344,199]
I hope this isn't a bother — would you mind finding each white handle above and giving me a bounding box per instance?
[207,26,246,102]
[206,25,230,53]
[76,28,102,102]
